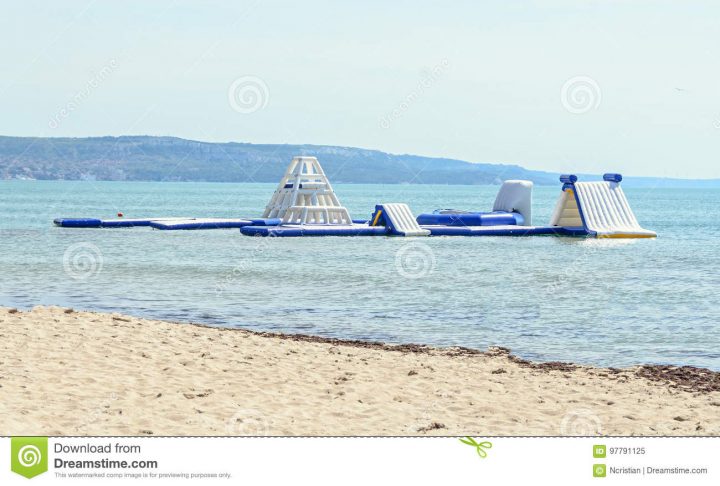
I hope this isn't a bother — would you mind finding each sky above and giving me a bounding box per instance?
[1,0,719,178]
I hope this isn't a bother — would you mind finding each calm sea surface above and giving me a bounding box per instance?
[1,181,718,370]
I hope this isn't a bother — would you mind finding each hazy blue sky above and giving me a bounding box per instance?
[2,1,719,177]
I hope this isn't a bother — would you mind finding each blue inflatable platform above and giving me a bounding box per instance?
[240,223,389,237]
[53,217,280,230]
[421,225,588,237]
[150,218,262,230]
[53,217,190,228]
[416,210,524,227]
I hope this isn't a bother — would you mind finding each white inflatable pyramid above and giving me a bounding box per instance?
[262,156,353,225]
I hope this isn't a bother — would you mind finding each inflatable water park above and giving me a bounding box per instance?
[54,156,656,239]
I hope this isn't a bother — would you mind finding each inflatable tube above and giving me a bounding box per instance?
[423,225,588,237]
[54,218,171,228]
[100,219,157,228]
[249,218,282,226]
[54,218,102,228]
[241,224,389,237]
[55,217,267,230]
[416,211,524,227]
[150,218,254,230]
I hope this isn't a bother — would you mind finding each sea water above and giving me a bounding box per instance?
[1,181,718,370]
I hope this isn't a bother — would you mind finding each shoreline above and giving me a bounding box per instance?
[249,330,720,393]
[1,306,718,436]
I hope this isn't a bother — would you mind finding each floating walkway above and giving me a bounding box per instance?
[54,217,258,230]
[53,217,189,228]
[150,218,260,230]
[241,224,388,237]
[53,156,655,239]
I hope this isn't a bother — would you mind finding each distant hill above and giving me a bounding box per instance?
[0,135,717,187]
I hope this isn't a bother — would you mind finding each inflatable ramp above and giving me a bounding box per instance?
[369,204,430,236]
[550,174,656,238]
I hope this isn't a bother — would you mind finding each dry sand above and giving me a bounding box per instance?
[1,306,718,436]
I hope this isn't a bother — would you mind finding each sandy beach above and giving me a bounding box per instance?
[1,306,718,436]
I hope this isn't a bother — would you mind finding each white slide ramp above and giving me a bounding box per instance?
[380,203,430,236]
[551,179,656,238]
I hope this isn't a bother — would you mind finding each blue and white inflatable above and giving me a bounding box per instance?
[239,157,654,238]
[54,155,656,239]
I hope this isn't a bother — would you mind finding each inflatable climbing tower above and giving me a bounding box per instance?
[262,156,353,225]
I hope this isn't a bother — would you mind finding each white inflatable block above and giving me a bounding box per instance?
[493,180,533,226]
